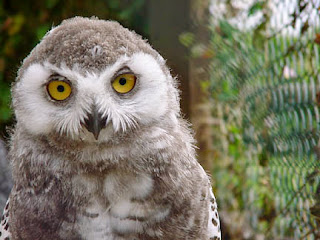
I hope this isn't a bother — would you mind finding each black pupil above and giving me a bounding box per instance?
[57,85,65,92]
[119,78,127,85]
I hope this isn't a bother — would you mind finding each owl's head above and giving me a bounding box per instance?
[12,17,180,142]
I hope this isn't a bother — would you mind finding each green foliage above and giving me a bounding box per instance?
[248,1,265,16]
[209,1,320,238]
[0,0,148,137]
[179,32,195,48]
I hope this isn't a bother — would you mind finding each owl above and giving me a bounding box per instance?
[0,17,221,240]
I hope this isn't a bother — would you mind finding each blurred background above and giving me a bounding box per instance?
[1,0,320,239]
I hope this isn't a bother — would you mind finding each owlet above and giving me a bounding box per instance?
[0,17,221,240]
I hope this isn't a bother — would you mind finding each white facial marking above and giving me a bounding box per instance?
[16,52,172,140]
[126,53,169,124]
[91,45,103,57]
[15,64,53,135]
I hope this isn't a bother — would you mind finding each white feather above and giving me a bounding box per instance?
[16,53,172,142]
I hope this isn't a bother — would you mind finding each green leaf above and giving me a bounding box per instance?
[45,0,59,9]
[36,24,51,40]
[218,20,237,38]
[252,19,267,49]
[0,106,11,122]
[248,1,264,16]
[8,14,25,35]
[179,32,195,47]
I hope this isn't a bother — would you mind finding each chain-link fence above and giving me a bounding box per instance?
[209,0,320,238]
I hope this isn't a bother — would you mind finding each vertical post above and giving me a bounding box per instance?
[148,0,191,119]
[188,0,213,171]
[148,0,213,171]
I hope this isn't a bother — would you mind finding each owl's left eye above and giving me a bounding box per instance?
[112,73,136,94]
[47,80,72,101]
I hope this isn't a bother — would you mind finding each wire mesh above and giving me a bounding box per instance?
[209,0,320,238]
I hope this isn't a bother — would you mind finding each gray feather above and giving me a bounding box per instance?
[0,139,12,211]
[2,16,221,240]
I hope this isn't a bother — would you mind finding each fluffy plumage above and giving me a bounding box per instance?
[0,17,220,240]
[0,139,12,212]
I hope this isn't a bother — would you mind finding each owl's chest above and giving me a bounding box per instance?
[72,171,169,239]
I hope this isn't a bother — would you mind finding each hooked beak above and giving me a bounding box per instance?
[83,105,107,140]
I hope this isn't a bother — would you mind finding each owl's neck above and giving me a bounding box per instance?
[12,120,192,176]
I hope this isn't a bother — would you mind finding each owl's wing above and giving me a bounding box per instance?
[207,187,221,239]
[0,197,11,240]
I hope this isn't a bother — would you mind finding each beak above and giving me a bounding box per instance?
[83,105,107,140]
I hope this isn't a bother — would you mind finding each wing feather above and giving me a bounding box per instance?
[207,187,221,239]
[0,198,11,240]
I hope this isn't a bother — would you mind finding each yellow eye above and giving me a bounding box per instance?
[112,73,136,94]
[47,80,72,101]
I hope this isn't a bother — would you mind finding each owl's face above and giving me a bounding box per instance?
[12,17,180,142]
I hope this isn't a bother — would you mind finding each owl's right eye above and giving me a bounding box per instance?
[47,79,72,101]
